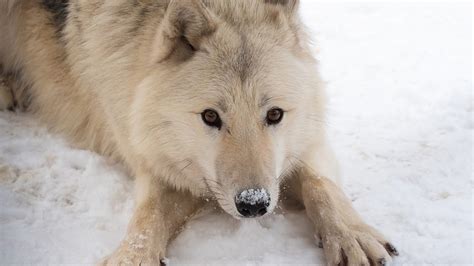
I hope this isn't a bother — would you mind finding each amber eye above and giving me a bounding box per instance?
[201,109,222,129]
[266,108,284,125]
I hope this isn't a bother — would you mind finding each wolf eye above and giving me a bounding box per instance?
[201,109,222,129]
[266,108,284,125]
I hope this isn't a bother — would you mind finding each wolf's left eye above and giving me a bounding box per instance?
[201,109,222,129]
[266,108,284,125]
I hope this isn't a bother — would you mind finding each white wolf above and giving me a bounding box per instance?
[0,0,398,265]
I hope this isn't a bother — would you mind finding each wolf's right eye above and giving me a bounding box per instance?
[201,109,222,130]
[266,108,284,125]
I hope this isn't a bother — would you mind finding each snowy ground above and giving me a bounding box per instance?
[0,2,472,265]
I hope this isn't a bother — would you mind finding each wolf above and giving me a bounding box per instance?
[0,0,398,265]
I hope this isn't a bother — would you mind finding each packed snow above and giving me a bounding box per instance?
[0,2,472,265]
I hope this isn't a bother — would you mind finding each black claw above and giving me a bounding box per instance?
[385,243,399,256]
[318,240,323,249]
[378,258,387,266]
[317,234,323,248]
[160,259,167,266]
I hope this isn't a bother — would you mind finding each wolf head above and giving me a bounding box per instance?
[130,0,325,218]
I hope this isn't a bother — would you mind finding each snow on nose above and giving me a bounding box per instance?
[235,188,270,217]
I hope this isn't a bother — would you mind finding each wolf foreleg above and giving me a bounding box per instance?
[101,174,205,265]
[298,174,398,266]
[287,140,398,266]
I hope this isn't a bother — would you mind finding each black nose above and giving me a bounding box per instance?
[235,188,270,218]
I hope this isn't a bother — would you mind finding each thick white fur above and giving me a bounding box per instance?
[0,1,397,265]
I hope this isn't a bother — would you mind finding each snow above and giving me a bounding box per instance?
[235,188,270,206]
[0,2,472,265]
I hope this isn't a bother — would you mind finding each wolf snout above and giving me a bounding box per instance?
[235,188,270,218]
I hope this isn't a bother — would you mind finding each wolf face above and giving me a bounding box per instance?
[130,0,325,218]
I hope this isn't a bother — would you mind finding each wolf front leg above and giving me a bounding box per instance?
[288,144,398,265]
[101,174,205,266]
[299,175,398,266]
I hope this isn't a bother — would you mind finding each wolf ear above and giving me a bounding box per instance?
[264,0,299,16]
[152,0,216,63]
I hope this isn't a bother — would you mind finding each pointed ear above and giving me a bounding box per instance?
[264,0,299,17]
[152,0,217,63]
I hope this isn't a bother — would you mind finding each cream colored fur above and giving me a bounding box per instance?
[0,0,397,265]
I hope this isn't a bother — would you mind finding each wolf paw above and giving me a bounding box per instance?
[100,240,166,266]
[320,223,398,266]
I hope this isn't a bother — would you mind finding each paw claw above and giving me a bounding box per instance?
[378,258,387,266]
[384,243,399,256]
